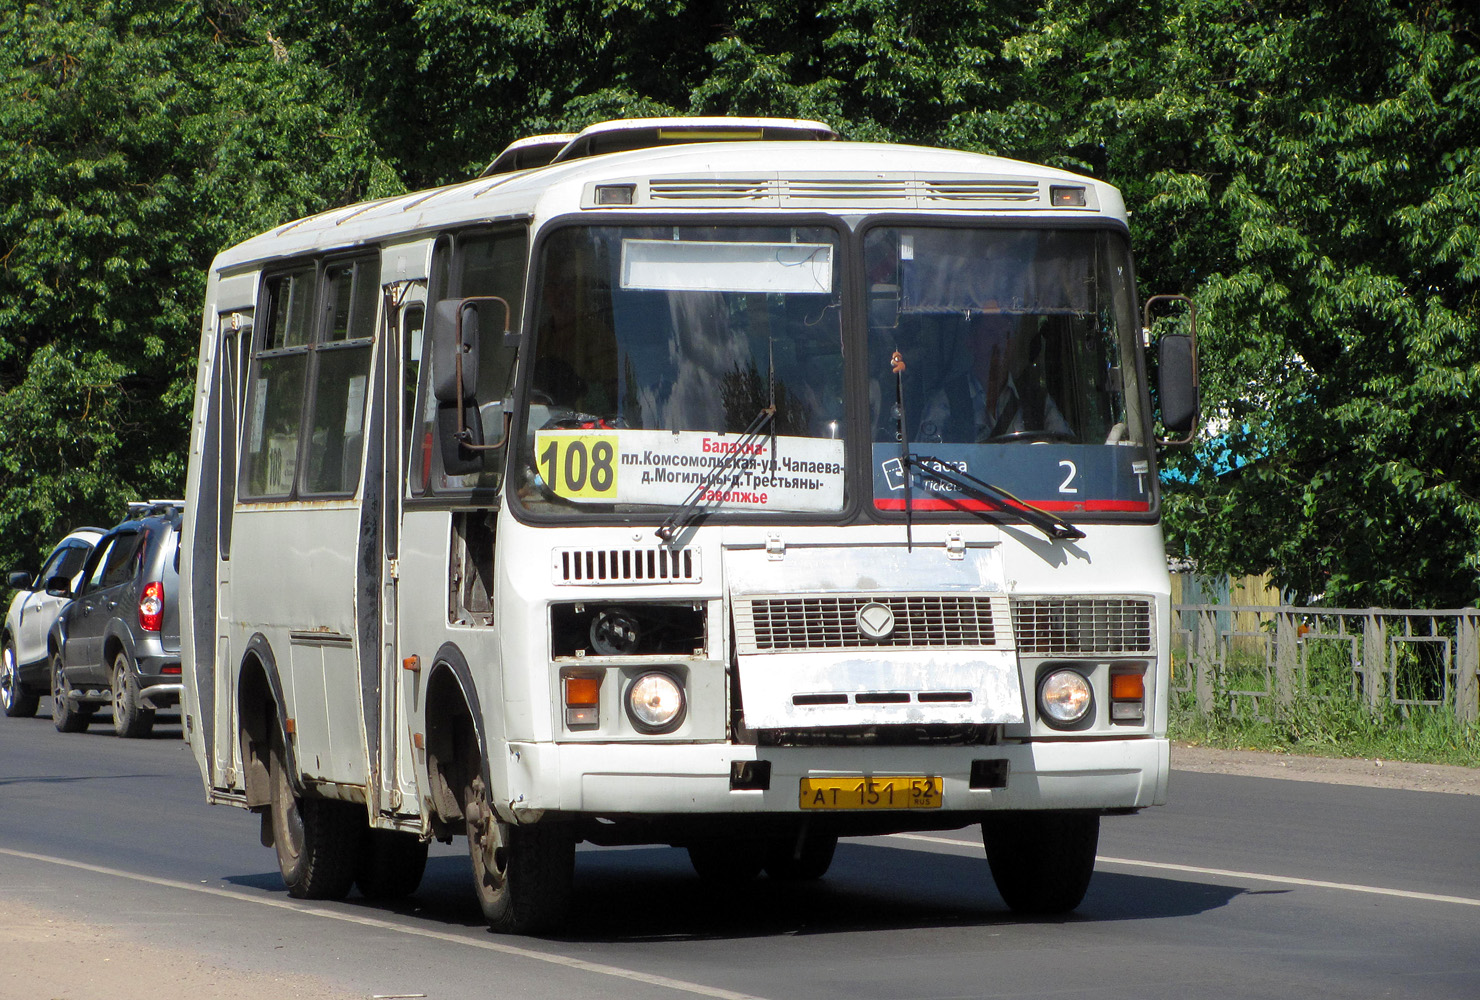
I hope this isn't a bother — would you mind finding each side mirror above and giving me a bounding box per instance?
[1158,333,1198,436]
[7,570,32,590]
[1146,294,1199,446]
[44,575,72,598]
[437,401,485,477]
[431,299,480,404]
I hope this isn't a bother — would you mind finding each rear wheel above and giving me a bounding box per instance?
[687,838,768,882]
[982,811,1099,916]
[764,833,838,881]
[50,654,88,733]
[2,639,40,718]
[464,770,574,934]
[355,829,429,900]
[269,729,360,899]
[111,653,155,738]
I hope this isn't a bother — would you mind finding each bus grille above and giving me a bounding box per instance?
[1009,597,1154,655]
[553,547,701,585]
[734,594,1011,653]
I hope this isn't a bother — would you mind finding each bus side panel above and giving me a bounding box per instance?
[232,505,368,787]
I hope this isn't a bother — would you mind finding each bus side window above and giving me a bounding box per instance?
[302,258,379,495]
[241,269,315,499]
[401,302,427,495]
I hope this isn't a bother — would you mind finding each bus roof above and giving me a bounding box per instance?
[212,123,1126,273]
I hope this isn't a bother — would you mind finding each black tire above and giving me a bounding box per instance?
[2,639,40,718]
[687,839,768,882]
[111,652,155,738]
[355,829,429,900]
[50,653,88,733]
[269,730,361,900]
[465,771,574,934]
[982,811,1100,916]
[764,833,838,881]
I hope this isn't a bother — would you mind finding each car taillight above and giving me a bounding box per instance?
[139,581,164,632]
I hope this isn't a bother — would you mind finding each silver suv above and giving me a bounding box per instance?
[47,503,183,737]
[3,527,106,717]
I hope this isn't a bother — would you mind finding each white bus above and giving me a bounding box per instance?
[181,117,1198,933]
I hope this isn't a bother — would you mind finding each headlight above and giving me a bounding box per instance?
[1038,669,1093,727]
[625,672,686,732]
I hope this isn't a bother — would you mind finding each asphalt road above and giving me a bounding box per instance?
[2,711,1476,1000]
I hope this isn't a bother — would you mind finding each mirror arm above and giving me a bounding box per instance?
[454,295,515,452]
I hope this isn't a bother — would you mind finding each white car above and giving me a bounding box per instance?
[3,527,106,717]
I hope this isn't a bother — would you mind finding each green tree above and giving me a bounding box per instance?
[0,0,400,575]
[5,0,1479,610]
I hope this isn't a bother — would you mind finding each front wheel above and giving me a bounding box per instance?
[982,811,1099,916]
[2,640,40,718]
[111,653,155,738]
[269,730,361,899]
[50,654,88,733]
[465,773,574,934]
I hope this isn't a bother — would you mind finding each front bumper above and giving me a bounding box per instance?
[502,736,1169,819]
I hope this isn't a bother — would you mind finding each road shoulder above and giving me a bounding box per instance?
[1172,742,1480,795]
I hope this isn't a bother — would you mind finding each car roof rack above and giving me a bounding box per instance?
[125,499,185,519]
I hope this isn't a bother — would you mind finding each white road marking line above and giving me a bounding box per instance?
[0,846,768,1000]
[888,833,1480,907]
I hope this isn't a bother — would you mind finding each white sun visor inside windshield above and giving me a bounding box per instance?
[620,240,833,294]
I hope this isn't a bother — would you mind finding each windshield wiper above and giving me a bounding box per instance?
[908,454,1086,541]
[655,405,776,543]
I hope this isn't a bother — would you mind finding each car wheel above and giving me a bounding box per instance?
[687,838,768,882]
[269,727,359,900]
[982,810,1099,916]
[50,653,89,733]
[111,652,156,738]
[355,829,429,900]
[465,769,574,934]
[764,833,838,881]
[2,639,41,718]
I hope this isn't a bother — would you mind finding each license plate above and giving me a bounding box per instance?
[799,776,942,810]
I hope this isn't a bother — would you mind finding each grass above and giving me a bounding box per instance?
[1168,647,1480,768]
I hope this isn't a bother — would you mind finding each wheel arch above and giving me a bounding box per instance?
[102,623,136,672]
[423,642,489,833]
[237,633,293,809]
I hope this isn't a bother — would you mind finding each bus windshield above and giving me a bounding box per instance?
[513,222,1152,520]
[865,226,1152,515]
[516,224,847,515]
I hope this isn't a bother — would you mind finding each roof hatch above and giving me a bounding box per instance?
[482,117,838,176]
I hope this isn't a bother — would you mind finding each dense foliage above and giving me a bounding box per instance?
[3,0,1477,608]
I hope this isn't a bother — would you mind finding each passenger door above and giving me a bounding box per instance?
[374,278,426,815]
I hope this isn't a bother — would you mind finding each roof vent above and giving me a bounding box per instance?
[481,133,576,177]
[551,117,836,164]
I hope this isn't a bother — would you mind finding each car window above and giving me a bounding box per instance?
[35,544,76,589]
[49,543,91,588]
[86,532,144,591]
